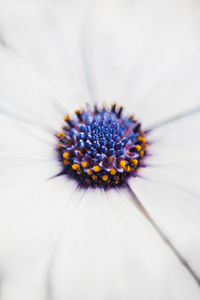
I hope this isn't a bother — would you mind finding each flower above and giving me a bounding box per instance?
[0,0,200,299]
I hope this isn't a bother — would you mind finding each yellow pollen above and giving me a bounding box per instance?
[143,144,148,150]
[75,109,81,114]
[63,160,70,165]
[77,170,82,175]
[140,150,144,157]
[86,170,92,175]
[57,132,62,137]
[92,175,97,181]
[81,161,88,168]
[130,159,138,165]
[58,143,62,149]
[102,175,108,181]
[137,136,146,143]
[93,165,101,172]
[115,181,119,185]
[64,115,70,121]
[119,160,127,169]
[109,156,114,161]
[125,166,131,172]
[63,152,69,159]
[110,168,116,175]
[78,150,83,156]
[135,145,141,151]
[72,164,80,171]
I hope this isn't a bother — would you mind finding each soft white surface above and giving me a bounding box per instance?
[0,0,200,299]
[51,189,200,300]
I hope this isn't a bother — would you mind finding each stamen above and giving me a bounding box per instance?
[56,104,148,188]
[93,165,101,173]
[117,106,123,118]
[63,152,69,159]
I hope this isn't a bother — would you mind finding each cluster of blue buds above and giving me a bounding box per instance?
[56,104,148,189]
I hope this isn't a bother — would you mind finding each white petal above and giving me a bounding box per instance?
[0,110,60,184]
[130,177,200,277]
[0,0,198,111]
[138,54,200,128]
[140,112,200,194]
[51,188,200,299]
[75,0,198,107]
[129,108,200,279]
[0,1,92,108]
[0,176,76,299]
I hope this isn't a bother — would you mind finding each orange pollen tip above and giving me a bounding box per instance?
[86,170,92,175]
[102,175,108,181]
[81,161,88,168]
[72,164,80,170]
[140,150,144,157]
[63,160,70,165]
[130,159,138,165]
[57,132,62,137]
[75,110,81,114]
[92,175,97,181]
[119,160,127,168]
[126,166,131,172]
[135,145,141,151]
[63,152,69,159]
[110,168,116,175]
[93,165,101,172]
[64,115,70,121]
[143,144,148,150]
[137,136,146,143]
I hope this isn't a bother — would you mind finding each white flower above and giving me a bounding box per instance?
[0,0,200,299]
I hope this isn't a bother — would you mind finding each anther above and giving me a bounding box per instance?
[117,106,123,118]
[94,105,99,114]
[135,145,141,151]
[72,164,80,171]
[75,110,83,122]
[93,165,101,172]
[133,123,141,133]
[111,103,116,113]
[119,160,127,169]
[102,175,108,181]
[81,161,88,168]
[130,159,138,165]
[110,168,116,175]
[64,115,74,127]
[63,152,69,159]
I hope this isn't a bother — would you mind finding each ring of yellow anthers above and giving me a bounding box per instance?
[56,104,148,189]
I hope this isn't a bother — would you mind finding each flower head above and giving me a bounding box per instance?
[57,104,147,188]
[0,0,200,299]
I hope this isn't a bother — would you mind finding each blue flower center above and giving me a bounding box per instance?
[56,104,148,188]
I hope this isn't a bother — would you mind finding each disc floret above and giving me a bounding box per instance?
[56,104,148,188]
